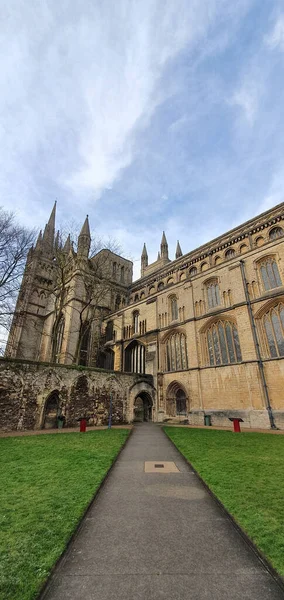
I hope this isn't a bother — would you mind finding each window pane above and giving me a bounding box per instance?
[280,306,284,332]
[272,261,282,287]
[212,326,221,365]
[166,341,171,371]
[225,323,235,362]
[175,335,182,370]
[271,311,284,356]
[264,317,278,358]
[207,286,213,308]
[218,323,229,364]
[232,325,242,362]
[180,335,187,369]
[207,331,214,365]
[215,285,221,306]
[171,336,176,370]
[261,265,271,290]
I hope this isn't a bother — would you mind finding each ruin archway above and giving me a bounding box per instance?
[166,381,188,418]
[43,391,60,429]
[134,391,153,422]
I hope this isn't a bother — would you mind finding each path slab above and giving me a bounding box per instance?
[41,423,284,600]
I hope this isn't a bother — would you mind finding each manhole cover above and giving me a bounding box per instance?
[144,462,180,473]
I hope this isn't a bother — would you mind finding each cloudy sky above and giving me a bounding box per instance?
[2,0,284,278]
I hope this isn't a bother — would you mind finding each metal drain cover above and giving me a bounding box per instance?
[144,461,180,473]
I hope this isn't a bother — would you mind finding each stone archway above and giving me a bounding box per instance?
[43,391,60,429]
[134,392,153,422]
[166,381,188,418]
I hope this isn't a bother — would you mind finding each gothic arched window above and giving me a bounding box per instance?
[133,310,139,334]
[125,341,145,373]
[261,303,284,358]
[169,295,178,321]
[259,258,282,291]
[206,279,221,309]
[165,332,188,372]
[120,266,125,283]
[53,314,65,363]
[189,267,197,277]
[225,248,235,260]
[79,321,90,366]
[269,227,284,241]
[205,320,242,366]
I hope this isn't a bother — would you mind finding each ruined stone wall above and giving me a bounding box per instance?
[0,358,154,431]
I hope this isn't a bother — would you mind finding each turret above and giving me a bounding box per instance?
[141,243,148,277]
[175,240,182,259]
[63,234,71,254]
[160,231,168,260]
[77,216,91,259]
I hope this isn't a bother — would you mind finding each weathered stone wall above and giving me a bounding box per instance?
[0,358,154,431]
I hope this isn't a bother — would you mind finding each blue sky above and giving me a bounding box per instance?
[2,0,284,278]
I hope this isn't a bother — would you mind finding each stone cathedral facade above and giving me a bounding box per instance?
[5,202,284,429]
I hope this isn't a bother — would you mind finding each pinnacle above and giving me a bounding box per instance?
[175,240,182,259]
[79,215,91,238]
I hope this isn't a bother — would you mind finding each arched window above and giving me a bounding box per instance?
[256,236,264,247]
[105,321,114,342]
[53,314,65,363]
[115,295,121,311]
[125,341,145,373]
[170,296,178,321]
[133,311,139,334]
[79,321,90,366]
[225,248,235,260]
[269,227,284,240]
[120,266,125,282]
[112,262,117,278]
[205,320,242,366]
[259,258,282,291]
[261,303,284,358]
[165,332,188,372]
[189,267,197,277]
[206,279,221,309]
[157,281,164,291]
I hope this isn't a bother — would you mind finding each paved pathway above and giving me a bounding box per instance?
[41,423,284,600]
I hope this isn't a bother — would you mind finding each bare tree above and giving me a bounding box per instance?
[0,208,35,347]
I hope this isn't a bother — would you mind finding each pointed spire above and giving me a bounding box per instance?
[175,240,182,259]
[160,231,168,259]
[35,230,42,251]
[55,230,61,251]
[141,243,148,276]
[42,202,56,253]
[78,215,91,258]
[63,234,71,254]
[157,251,161,261]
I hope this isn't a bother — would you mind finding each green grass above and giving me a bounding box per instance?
[164,427,284,577]
[0,429,130,600]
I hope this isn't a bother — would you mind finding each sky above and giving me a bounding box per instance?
[2,0,284,279]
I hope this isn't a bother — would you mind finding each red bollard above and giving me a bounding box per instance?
[233,418,241,433]
[80,418,87,433]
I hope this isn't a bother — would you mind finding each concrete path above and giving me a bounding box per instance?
[42,423,284,600]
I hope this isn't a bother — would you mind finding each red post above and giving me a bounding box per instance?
[233,418,241,433]
[80,418,87,433]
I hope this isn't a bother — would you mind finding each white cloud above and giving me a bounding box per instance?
[229,84,259,125]
[265,14,284,50]
[0,0,254,223]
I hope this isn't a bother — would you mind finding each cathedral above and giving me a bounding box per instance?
[5,201,284,429]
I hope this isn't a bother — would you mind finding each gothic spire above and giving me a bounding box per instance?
[141,243,148,276]
[63,234,71,254]
[141,243,148,261]
[35,230,42,252]
[160,231,168,259]
[175,240,182,259]
[42,202,56,253]
[157,251,161,261]
[78,215,91,258]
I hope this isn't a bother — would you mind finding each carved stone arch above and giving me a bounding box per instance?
[254,296,284,320]
[199,314,237,334]
[42,389,61,429]
[161,326,186,343]
[128,379,156,423]
[201,262,209,272]
[166,381,189,418]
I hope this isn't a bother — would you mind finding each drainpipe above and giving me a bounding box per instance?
[239,259,276,429]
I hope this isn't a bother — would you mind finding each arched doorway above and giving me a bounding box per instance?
[134,392,153,422]
[166,382,188,418]
[43,391,60,429]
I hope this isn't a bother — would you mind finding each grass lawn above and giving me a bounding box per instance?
[0,429,130,600]
[164,427,284,578]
